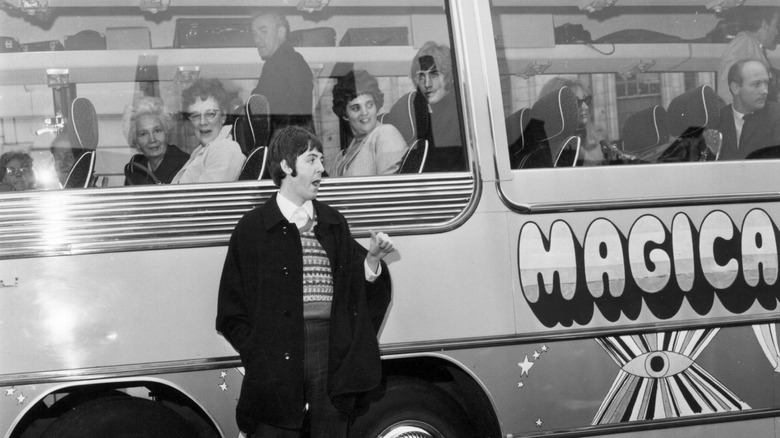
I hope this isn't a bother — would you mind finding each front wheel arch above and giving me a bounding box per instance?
[10,381,219,438]
[350,376,477,438]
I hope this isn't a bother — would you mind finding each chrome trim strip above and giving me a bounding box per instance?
[379,314,780,356]
[500,189,780,215]
[0,174,477,260]
[507,408,780,438]
[0,357,241,387]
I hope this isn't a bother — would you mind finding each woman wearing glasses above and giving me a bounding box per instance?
[123,96,190,185]
[172,78,245,184]
[0,151,36,191]
[538,77,608,166]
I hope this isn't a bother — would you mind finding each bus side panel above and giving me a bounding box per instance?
[0,246,235,376]
[446,323,779,436]
[511,204,780,332]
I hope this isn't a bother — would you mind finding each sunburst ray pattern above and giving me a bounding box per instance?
[593,329,749,424]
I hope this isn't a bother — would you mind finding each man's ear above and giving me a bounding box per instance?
[277,25,287,43]
[729,81,740,96]
[280,159,293,175]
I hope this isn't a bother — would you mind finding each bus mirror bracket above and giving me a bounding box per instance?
[620,60,655,79]
[518,61,552,79]
[706,0,745,13]
[140,0,169,14]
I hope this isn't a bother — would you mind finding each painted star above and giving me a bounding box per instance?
[517,381,525,388]
[5,388,15,396]
[541,345,548,353]
[518,355,534,376]
[16,393,25,405]
[219,382,228,391]
[533,350,541,360]
[220,371,227,379]
[536,418,543,427]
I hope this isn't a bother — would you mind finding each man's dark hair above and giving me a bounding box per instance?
[728,58,769,88]
[268,126,323,186]
[724,7,780,33]
[251,10,290,38]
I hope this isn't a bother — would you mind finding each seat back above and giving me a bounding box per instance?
[246,94,271,148]
[519,86,579,168]
[658,85,719,162]
[380,90,430,145]
[506,107,531,168]
[554,135,581,167]
[70,97,98,150]
[231,94,271,156]
[238,146,268,180]
[666,84,718,138]
[398,139,429,174]
[232,116,254,155]
[64,150,96,189]
[622,105,669,153]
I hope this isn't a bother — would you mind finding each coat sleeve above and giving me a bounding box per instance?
[216,223,252,353]
[351,239,392,333]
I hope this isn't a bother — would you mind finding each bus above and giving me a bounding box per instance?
[1,0,779,437]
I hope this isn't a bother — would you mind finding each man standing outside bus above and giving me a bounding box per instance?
[251,11,314,135]
[216,126,393,437]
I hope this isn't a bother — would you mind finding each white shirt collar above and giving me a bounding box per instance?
[276,192,313,222]
[732,106,748,120]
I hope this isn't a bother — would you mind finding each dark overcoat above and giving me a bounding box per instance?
[718,101,780,160]
[216,193,391,432]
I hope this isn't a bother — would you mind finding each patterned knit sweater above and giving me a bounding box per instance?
[300,221,333,320]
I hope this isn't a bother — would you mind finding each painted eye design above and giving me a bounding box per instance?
[621,350,693,378]
[593,329,749,424]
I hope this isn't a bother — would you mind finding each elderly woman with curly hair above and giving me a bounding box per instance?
[329,70,408,177]
[172,78,245,184]
[122,96,190,185]
[1,151,36,191]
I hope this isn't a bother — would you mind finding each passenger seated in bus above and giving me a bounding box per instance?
[538,77,607,166]
[718,59,780,160]
[328,70,408,177]
[717,6,779,105]
[1,152,36,191]
[383,41,466,171]
[123,96,190,185]
[50,132,77,187]
[172,78,245,184]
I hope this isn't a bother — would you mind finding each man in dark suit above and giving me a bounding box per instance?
[718,59,780,160]
[251,10,314,134]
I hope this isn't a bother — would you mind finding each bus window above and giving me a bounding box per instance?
[0,3,466,192]
[492,4,780,169]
